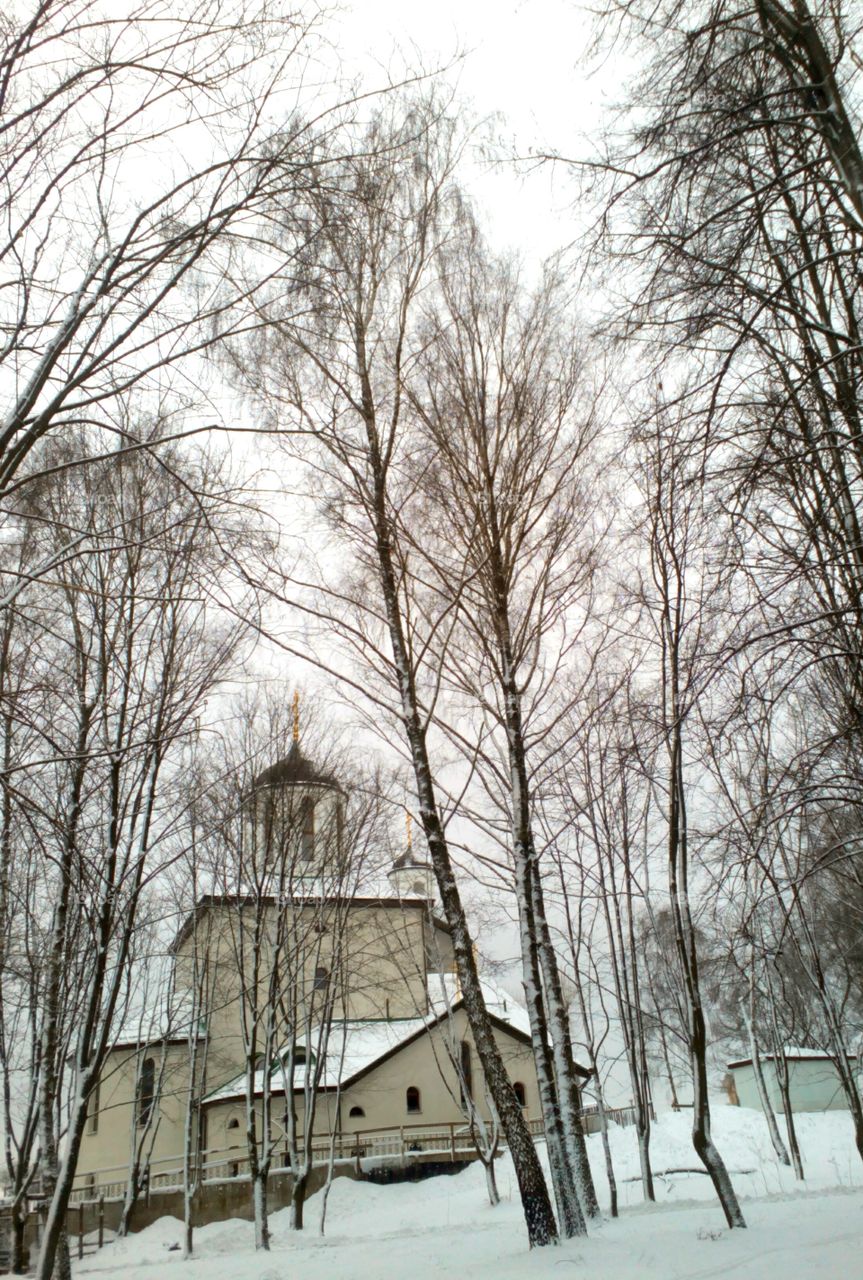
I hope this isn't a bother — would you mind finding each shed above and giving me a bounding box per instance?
[726,1048,859,1113]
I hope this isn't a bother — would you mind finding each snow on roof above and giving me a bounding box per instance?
[315,1016,432,1089]
[203,973,533,1105]
[427,973,532,1039]
[108,974,205,1049]
[727,1045,858,1069]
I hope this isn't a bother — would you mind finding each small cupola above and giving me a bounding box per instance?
[388,812,435,902]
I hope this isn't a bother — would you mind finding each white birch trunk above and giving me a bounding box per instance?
[742,990,790,1166]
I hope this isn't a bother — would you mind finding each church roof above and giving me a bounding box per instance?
[252,743,342,792]
[202,977,590,1105]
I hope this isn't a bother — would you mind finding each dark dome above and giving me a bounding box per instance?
[253,744,342,792]
[391,849,430,871]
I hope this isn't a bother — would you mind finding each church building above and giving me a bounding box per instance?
[75,737,550,1193]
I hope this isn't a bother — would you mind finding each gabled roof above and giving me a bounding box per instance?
[202,977,589,1106]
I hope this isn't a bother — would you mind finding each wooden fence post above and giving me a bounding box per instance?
[449,1123,455,1161]
[77,1202,84,1259]
[98,1195,104,1249]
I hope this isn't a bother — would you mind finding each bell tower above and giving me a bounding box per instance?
[247,694,345,889]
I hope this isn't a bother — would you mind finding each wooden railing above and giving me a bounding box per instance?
[579,1104,648,1131]
[68,1110,637,1203]
[69,1121,494,1202]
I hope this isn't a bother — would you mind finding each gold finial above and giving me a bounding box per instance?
[406,809,412,852]
[292,690,299,744]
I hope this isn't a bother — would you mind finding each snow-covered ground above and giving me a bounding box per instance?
[75,1107,863,1280]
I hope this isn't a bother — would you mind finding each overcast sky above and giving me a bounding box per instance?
[332,0,620,262]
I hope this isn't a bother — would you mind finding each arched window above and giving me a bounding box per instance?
[137,1057,156,1128]
[349,1105,365,1118]
[513,1081,527,1108]
[406,1086,421,1114]
[300,797,315,861]
[227,1117,240,1131]
[313,965,328,992]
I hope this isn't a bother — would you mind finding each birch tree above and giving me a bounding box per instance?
[230,98,560,1247]
[2,432,256,1280]
[554,675,657,1203]
[402,239,603,1230]
[635,407,746,1228]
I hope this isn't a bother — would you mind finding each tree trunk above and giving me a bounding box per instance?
[513,854,585,1238]
[290,1168,309,1231]
[667,693,745,1229]
[595,1099,618,1218]
[769,1030,804,1180]
[484,1156,500,1207]
[36,1095,90,1280]
[532,882,599,1221]
[689,1001,746,1229]
[253,1174,270,1250]
[364,429,559,1248]
[742,987,790,1166]
[491,567,591,1231]
[9,1202,26,1275]
[756,0,863,231]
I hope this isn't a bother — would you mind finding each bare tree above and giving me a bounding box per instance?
[706,681,863,1164]
[0,524,52,1270]
[633,406,746,1228]
[583,0,863,896]
[0,431,257,1279]
[0,0,335,514]
[200,693,390,1244]
[401,238,604,1230]
[553,673,657,1204]
[229,97,561,1247]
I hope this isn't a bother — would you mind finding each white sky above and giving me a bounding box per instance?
[331,0,620,261]
[238,0,629,768]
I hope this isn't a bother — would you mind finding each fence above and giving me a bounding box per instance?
[68,1118,533,1203]
[67,1106,646,1203]
[0,1106,648,1272]
[579,1103,651,1133]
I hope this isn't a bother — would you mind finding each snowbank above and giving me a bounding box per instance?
[74,1106,863,1280]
